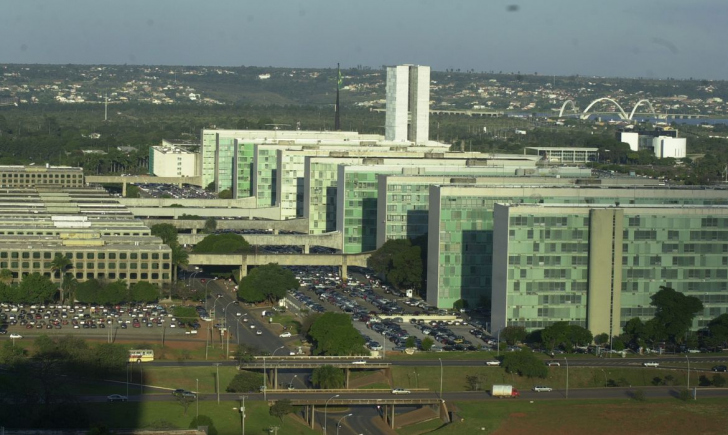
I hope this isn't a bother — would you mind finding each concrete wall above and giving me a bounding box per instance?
[85,175,203,186]
[587,208,624,337]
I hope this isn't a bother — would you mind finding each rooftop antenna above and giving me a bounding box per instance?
[335,63,341,131]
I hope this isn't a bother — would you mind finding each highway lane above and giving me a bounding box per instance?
[82,386,728,403]
[147,355,728,368]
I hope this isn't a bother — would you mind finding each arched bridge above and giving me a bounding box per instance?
[558,98,664,120]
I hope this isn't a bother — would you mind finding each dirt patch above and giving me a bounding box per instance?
[509,412,527,418]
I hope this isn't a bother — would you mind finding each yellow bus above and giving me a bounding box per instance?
[128,349,154,363]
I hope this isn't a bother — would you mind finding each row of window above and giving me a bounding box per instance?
[0,252,170,260]
[0,261,169,270]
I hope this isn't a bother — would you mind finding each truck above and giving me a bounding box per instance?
[491,384,519,398]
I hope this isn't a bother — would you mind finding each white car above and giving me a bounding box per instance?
[485,360,501,366]
[9,333,22,339]
[352,360,367,365]
[249,324,256,329]
[279,332,292,338]
[256,330,263,335]
[643,361,660,367]
[533,386,553,392]
[391,388,411,395]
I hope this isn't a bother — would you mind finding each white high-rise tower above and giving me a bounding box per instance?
[385,65,430,145]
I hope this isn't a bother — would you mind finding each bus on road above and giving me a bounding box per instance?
[128,349,154,363]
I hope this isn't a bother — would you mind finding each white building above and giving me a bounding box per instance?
[653,136,686,159]
[150,145,199,177]
[385,65,430,144]
[619,131,639,152]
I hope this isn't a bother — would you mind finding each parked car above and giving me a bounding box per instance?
[279,332,292,338]
[533,386,553,392]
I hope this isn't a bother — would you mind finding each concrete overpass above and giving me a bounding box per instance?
[240,361,390,390]
[178,231,342,251]
[127,205,282,220]
[291,396,448,429]
[372,108,504,117]
[187,252,371,280]
[141,218,309,233]
[86,175,203,195]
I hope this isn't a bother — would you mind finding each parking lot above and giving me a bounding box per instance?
[283,266,494,354]
[0,303,206,340]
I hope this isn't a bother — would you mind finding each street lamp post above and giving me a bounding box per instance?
[564,357,569,399]
[686,354,690,393]
[323,394,340,435]
[211,295,223,348]
[239,395,248,435]
[214,363,221,404]
[196,378,199,418]
[336,413,353,435]
[263,345,286,401]
[438,358,443,400]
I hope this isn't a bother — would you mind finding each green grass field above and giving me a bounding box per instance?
[83,400,318,435]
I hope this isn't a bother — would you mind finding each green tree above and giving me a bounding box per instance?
[232,343,261,364]
[237,263,298,304]
[226,370,262,393]
[218,189,233,199]
[189,415,218,435]
[501,349,548,378]
[452,299,469,311]
[171,243,189,285]
[176,395,195,416]
[130,281,159,303]
[308,312,367,356]
[405,336,417,348]
[650,286,704,344]
[0,340,25,367]
[102,280,128,305]
[19,273,58,303]
[151,223,179,246]
[367,239,424,290]
[311,365,345,389]
[0,268,13,285]
[193,233,251,254]
[269,399,294,422]
[707,314,728,348]
[75,279,102,304]
[203,217,217,234]
[501,326,528,345]
[594,332,609,346]
[421,337,434,351]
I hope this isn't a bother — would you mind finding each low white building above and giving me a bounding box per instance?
[149,145,199,177]
[653,136,686,159]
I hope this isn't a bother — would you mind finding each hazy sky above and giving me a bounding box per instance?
[2,0,726,79]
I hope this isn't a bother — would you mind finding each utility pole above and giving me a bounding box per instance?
[239,395,248,435]
[214,363,221,404]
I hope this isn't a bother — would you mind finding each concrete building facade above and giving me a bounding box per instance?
[150,145,198,178]
[385,65,430,144]
[427,184,728,310]
[491,203,728,336]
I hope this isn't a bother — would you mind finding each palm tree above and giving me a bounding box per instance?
[50,254,72,303]
[171,244,189,285]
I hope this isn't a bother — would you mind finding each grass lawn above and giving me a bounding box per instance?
[139,365,243,394]
[397,418,445,435]
[271,313,302,334]
[390,365,727,393]
[422,398,728,435]
[83,400,318,435]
